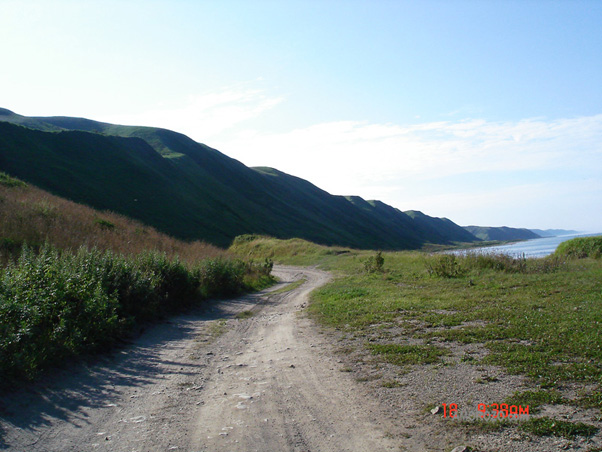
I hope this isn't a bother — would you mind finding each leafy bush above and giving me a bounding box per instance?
[198,258,244,297]
[364,251,385,273]
[462,252,526,273]
[0,243,273,383]
[0,245,122,380]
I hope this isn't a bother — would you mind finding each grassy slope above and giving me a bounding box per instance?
[0,172,225,263]
[0,121,258,246]
[230,235,602,437]
[406,209,479,243]
[0,109,480,250]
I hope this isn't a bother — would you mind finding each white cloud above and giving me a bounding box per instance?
[219,114,602,186]
[100,86,284,141]
[215,113,602,229]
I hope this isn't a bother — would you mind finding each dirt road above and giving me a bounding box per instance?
[0,266,400,452]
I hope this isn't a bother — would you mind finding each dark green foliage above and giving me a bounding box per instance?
[0,245,122,380]
[263,257,274,273]
[462,252,527,273]
[363,251,385,273]
[555,236,602,259]
[0,238,21,255]
[0,244,273,383]
[519,417,598,438]
[198,258,244,297]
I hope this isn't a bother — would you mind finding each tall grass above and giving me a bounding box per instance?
[0,172,224,264]
[424,252,565,278]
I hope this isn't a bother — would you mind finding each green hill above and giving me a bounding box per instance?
[463,225,541,241]
[0,108,480,250]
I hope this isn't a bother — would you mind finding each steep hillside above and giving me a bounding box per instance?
[0,108,480,249]
[464,225,541,241]
[405,210,479,243]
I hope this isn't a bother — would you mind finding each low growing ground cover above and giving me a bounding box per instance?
[311,252,602,388]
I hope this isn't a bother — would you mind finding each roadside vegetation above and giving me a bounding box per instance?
[230,234,602,441]
[0,174,274,385]
[0,172,223,264]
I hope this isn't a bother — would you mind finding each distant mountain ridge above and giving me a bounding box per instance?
[0,108,482,249]
[463,225,541,242]
[529,228,579,237]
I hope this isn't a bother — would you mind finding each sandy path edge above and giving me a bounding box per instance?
[0,265,401,452]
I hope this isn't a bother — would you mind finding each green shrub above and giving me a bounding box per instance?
[0,238,21,255]
[462,252,526,273]
[198,258,245,297]
[0,243,273,383]
[0,245,122,380]
[364,251,385,273]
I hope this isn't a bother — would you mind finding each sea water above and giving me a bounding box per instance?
[455,232,602,258]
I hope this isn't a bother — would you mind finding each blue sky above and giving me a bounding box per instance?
[2,0,601,231]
